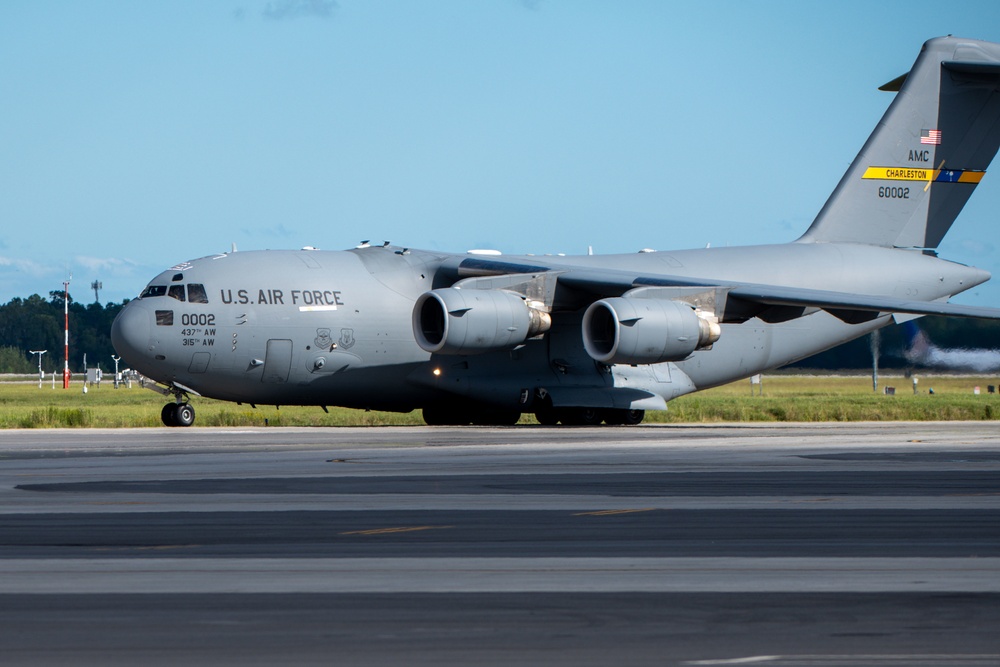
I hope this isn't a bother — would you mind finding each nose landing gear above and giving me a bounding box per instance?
[144,380,201,427]
[161,402,196,427]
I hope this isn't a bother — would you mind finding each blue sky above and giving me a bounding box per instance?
[4,1,1000,305]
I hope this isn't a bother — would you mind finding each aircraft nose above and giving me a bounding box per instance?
[111,301,151,365]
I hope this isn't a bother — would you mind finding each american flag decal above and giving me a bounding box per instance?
[920,129,942,145]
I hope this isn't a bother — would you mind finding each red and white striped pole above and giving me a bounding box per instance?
[62,279,70,389]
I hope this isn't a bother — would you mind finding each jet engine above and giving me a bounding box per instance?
[413,288,552,355]
[582,297,721,365]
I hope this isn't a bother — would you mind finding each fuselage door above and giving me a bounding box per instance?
[261,339,293,384]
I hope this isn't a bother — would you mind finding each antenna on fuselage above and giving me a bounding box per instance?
[231,243,238,253]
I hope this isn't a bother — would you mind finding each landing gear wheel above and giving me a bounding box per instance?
[422,407,468,426]
[534,408,559,426]
[174,402,196,427]
[160,403,177,427]
[602,409,645,426]
[534,398,559,426]
[423,405,521,426]
[469,409,521,426]
[558,407,604,426]
[162,402,195,427]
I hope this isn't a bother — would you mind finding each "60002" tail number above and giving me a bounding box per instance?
[878,186,909,199]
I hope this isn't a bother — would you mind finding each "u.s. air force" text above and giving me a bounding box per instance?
[220,288,344,306]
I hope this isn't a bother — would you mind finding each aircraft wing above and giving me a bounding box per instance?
[455,257,1000,321]
[719,283,1000,320]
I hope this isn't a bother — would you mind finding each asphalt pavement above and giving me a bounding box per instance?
[0,422,998,666]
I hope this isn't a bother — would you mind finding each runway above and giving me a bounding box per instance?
[1,422,999,666]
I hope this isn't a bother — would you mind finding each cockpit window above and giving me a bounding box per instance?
[155,310,174,326]
[140,283,209,303]
[187,283,209,304]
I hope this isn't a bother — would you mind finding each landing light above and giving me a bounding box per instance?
[432,368,442,377]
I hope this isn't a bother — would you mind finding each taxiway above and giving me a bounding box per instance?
[0,422,998,666]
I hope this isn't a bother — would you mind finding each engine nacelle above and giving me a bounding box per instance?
[582,297,721,365]
[413,288,551,355]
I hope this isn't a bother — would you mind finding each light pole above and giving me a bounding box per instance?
[29,350,46,389]
[112,355,121,388]
[62,278,71,389]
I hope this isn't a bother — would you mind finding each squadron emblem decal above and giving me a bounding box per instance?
[339,328,356,350]
[314,328,334,350]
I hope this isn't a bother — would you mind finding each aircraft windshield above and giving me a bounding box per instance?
[188,283,209,304]
[139,283,209,303]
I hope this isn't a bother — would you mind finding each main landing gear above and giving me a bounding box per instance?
[421,403,645,426]
[161,402,196,427]
[422,405,521,426]
[533,406,645,426]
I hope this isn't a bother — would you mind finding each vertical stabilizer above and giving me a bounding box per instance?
[799,37,1000,248]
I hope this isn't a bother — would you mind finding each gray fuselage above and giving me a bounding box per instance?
[110,241,986,413]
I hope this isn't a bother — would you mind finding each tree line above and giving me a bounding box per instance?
[0,293,126,374]
[1,293,999,374]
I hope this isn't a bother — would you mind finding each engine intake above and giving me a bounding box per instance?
[582,297,721,365]
[413,288,551,355]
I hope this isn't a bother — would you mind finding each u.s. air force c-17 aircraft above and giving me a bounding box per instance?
[112,36,1000,427]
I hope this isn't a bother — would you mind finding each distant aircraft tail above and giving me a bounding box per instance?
[902,320,1000,372]
[799,37,1000,249]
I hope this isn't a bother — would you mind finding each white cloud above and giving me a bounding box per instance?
[0,256,57,278]
[73,256,141,276]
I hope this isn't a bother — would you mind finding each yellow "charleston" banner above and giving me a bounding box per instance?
[862,166,985,184]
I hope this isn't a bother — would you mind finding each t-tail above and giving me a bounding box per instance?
[799,36,1000,249]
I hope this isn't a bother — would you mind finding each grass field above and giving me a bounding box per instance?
[2,372,999,428]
